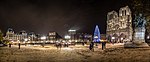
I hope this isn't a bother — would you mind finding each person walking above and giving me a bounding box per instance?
[59,42,62,50]
[102,42,106,50]
[82,42,85,46]
[9,42,11,48]
[18,43,21,49]
[89,42,94,52]
[55,42,59,49]
[42,42,45,47]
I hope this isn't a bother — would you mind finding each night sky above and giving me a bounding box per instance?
[0,0,130,36]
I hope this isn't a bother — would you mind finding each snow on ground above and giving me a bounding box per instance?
[1,43,150,62]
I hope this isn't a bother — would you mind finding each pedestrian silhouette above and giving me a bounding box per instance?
[82,42,85,46]
[9,43,11,48]
[55,42,62,50]
[102,42,106,50]
[89,42,94,51]
[41,43,45,47]
[18,43,21,49]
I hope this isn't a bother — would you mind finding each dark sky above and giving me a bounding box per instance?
[0,0,130,36]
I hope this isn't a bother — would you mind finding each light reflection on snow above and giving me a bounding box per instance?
[62,48,73,51]
[113,43,124,45]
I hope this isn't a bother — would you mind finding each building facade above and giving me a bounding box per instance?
[5,28,28,42]
[48,32,56,41]
[48,31,62,42]
[106,6,133,43]
[68,30,76,41]
[75,33,92,42]
[28,32,37,41]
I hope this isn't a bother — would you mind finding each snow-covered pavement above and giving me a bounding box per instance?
[1,44,150,62]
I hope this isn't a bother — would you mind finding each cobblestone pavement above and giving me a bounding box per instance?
[0,44,150,62]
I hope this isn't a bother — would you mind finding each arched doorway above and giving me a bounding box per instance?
[119,33,126,43]
[112,34,119,43]
[107,35,112,42]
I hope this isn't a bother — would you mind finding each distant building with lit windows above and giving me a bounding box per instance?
[68,30,76,41]
[5,28,15,41]
[75,33,92,42]
[48,31,62,42]
[28,32,37,41]
[5,28,28,42]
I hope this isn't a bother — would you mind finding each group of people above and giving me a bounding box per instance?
[55,42,70,49]
[8,41,106,51]
[9,42,21,49]
[55,42,62,49]
[89,41,106,51]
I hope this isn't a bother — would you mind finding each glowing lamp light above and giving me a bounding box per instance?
[62,40,65,42]
[24,38,28,41]
[147,36,150,39]
[41,36,46,40]
[64,35,71,39]
[68,30,76,32]
[121,38,123,40]
[94,36,98,38]
[112,37,115,40]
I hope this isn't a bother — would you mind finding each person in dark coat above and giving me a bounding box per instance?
[9,43,11,48]
[55,42,62,50]
[18,43,21,49]
[82,42,85,46]
[89,42,94,51]
[102,42,106,50]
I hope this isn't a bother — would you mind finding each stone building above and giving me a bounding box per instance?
[106,6,133,43]
[5,28,28,42]
[48,31,62,42]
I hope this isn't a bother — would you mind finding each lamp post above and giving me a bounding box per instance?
[41,36,46,47]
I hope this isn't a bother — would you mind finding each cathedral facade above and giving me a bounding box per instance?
[106,6,133,43]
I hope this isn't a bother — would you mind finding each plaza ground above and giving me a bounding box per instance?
[1,43,150,62]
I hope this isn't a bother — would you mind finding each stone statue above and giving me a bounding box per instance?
[124,13,149,48]
[133,13,146,28]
